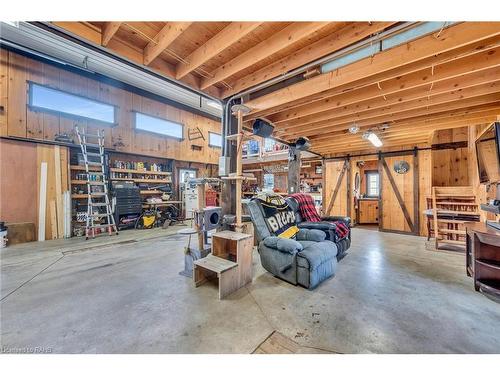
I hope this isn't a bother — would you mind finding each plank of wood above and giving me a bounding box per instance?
[201,22,331,89]
[244,22,500,113]
[54,145,63,238]
[102,22,122,46]
[143,22,192,65]
[0,48,8,135]
[193,254,237,274]
[176,22,263,79]
[49,200,57,240]
[38,162,47,241]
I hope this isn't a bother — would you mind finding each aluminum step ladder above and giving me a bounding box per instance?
[75,126,118,239]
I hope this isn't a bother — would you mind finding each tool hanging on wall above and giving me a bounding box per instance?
[75,126,118,239]
[188,127,205,141]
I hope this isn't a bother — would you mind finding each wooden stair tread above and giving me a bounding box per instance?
[194,254,237,274]
[435,201,477,206]
[438,229,466,235]
[436,210,479,215]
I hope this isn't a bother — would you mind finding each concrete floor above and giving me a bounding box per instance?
[1,227,499,353]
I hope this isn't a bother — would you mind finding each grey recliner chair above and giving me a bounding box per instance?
[246,199,338,289]
[285,196,351,260]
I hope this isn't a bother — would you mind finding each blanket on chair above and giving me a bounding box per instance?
[290,193,349,240]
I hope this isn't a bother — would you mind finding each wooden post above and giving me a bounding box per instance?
[235,110,243,231]
[196,183,206,250]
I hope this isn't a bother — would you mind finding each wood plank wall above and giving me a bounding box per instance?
[431,127,470,186]
[0,49,221,164]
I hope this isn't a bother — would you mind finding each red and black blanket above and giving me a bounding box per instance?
[289,193,349,240]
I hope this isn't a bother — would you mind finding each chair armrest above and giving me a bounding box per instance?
[263,237,303,254]
[296,228,326,242]
[297,222,335,232]
[321,216,352,227]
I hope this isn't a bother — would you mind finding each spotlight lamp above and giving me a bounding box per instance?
[362,131,383,147]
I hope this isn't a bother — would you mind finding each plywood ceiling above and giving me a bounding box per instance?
[50,21,500,156]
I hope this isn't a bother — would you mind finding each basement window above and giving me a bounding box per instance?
[208,132,222,148]
[29,82,116,124]
[366,171,380,198]
[134,112,183,140]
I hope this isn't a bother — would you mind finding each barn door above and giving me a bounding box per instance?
[379,150,419,235]
[323,158,351,217]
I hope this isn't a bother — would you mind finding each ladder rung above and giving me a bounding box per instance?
[91,224,115,229]
[84,133,102,139]
[88,172,104,175]
[87,181,106,185]
[87,161,103,166]
[90,192,106,196]
[90,203,108,207]
[87,152,102,158]
[83,143,101,148]
[90,213,112,218]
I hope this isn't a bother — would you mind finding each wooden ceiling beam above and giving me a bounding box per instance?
[175,22,263,80]
[244,36,500,122]
[244,22,500,114]
[102,22,122,47]
[313,137,431,155]
[276,67,500,131]
[221,22,396,98]
[278,85,500,138]
[200,22,331,90]
[306,105,500,147]
[308,109,500,144]
[311,118,495,151]
[266,47,500,125]
[143,22,192,66]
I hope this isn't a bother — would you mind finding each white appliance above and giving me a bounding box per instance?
[183,184,198,219]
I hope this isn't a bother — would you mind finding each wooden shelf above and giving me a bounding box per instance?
[71,180,87,185]
[140,190,162,195]
[70,165,101,172]
[109,168,171,176]
[110,178,170,183]
[71,194,88,199]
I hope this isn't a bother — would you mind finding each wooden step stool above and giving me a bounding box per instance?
[193,230,254,299]
[193,254,239,299]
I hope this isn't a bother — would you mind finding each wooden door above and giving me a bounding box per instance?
[379,151,419,235]
[323,159,350,217]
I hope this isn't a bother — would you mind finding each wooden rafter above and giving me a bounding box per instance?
[143,22,192,66]
[244,22,500,113]
[278,81,500,138]
[221,22,396,98]
[175,22,263,80]
[102,22,122,46]
[200,22,331,90]
[266,48,500,126]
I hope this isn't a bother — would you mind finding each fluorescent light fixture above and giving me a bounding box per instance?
[363,131,383,147]
[206,100,222,110]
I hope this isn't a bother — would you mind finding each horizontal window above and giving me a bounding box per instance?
[134,112,183,139]
[209,132,222,148]
[29,82,116,124]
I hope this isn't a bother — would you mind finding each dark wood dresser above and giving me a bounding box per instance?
[465,222,500,298]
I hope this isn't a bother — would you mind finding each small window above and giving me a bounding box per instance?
[208,132,222,148]
[263,174,275,191]
[366,171,380,197]
[134,112,183,139]
[29,82,116,124]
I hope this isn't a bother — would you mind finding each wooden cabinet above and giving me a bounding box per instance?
[466,222,500,298]
[359,199,379,224]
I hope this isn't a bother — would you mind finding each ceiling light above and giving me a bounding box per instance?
[362,131,383,147]
[349,124,360,134]
[206,100,222,110]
